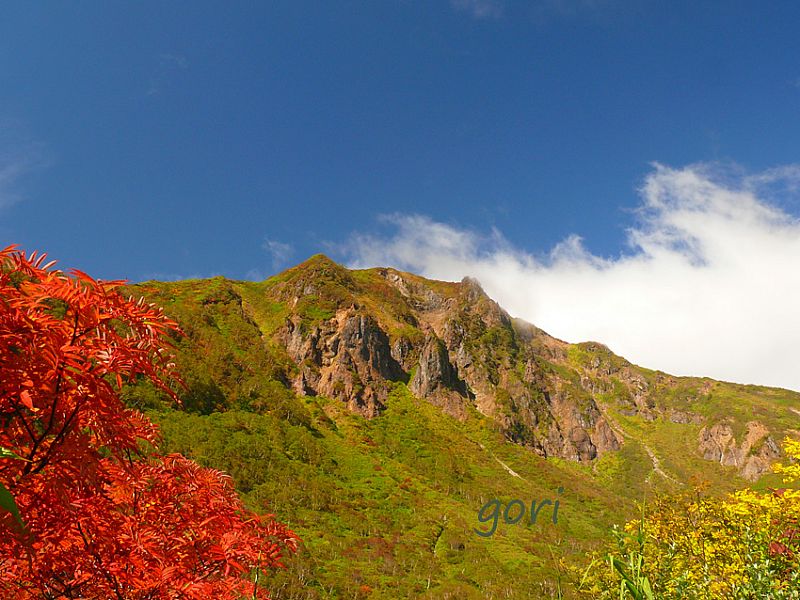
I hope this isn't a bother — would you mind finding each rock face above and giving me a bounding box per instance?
[698,421,781,481]
[408,337,471,419]
[267,257,623,462]
[279,308,405,417]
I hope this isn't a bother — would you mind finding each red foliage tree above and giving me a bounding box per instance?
[0,246,297,599]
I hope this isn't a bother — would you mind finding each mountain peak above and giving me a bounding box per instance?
[458,276,489,302]
[291,253,346,274]
[276,254,352,286]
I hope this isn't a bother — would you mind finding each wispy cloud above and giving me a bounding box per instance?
[450,0,620,22]
[0,124,47,211]
[450,0,504,19]
[537,0,607,16]
[0,158,31,210]
[263,238,294,270]
[147,53,189,97]
[160,53,188,69]
[343,163,800,392]
[243,238,295,281]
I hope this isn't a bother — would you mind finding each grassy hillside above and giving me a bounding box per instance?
[151,387,629,598]
[121,259,800,598]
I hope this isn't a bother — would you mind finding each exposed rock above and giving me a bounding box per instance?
[699,422,735,463]
[274,265,620,461]
[698,420,780,481]
[669,410,704,425]
[593,417,623,454]
[390,336,414,371]
[279,308,405,417]
[382,270,449,313]
[409,337,471,420]
[568,426,596,462]
[380,272,622,461]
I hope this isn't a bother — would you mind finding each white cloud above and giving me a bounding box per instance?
[263,238,294,270]
[343,163,800,391]
[450,0,504,19]
[136,272,208,283]
[243,238,295,281]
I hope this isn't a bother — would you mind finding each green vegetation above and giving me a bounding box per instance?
[122,258,800,597]
[149,385,632,598]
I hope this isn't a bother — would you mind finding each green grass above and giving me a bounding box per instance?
[149,384,632,598]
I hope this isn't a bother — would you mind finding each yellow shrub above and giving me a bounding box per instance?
[575,438,800,599]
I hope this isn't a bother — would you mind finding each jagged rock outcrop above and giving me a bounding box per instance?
[279,307,405,417]
[536,387,621,461]
[386,270,620,461]
[267,260,627,462]
[408,337,471,419]
[699,420,781,481]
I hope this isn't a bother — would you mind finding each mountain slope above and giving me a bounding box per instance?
[122,255,800,598]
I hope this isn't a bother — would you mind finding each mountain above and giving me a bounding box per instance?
[122,255,800,598]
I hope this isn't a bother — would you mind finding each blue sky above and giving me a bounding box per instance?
[2,1,798,280]
[4,2,800,388]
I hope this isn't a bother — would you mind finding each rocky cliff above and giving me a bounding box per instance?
[698,421,781,481]
[265,256,627,463]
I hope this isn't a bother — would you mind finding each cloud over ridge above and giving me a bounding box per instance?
[344,163,800,391]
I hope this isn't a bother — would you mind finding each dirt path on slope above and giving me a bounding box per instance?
[474,441,525,480]
[601,409,684,486]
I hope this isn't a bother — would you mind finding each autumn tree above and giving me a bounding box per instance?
[0,245,297,599]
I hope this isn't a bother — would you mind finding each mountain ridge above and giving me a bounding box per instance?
[133,254,798,481]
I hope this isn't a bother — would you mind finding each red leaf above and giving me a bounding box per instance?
[19,390,33,410]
